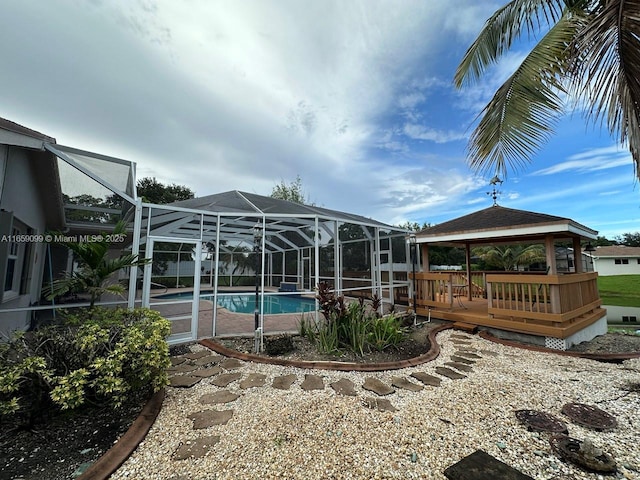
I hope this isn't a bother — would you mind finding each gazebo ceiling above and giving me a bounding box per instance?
[415,205,598,246]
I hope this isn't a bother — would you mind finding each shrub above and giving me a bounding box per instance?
[0,308,170,427]
[314,282,406,356]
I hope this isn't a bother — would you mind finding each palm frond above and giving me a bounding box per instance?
[454,0,566,87]
[569,0,640,178]
[466,11,581,176]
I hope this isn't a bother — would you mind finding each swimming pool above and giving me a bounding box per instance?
[155,291,317,315]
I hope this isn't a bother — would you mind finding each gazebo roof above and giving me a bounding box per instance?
[416,205,597,245]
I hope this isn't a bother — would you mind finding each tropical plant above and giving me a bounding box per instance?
[455,0,640,180]
[473,244,546,271]
[45,221,150,308]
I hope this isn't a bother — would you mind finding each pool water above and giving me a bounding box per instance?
[155,291,317,315]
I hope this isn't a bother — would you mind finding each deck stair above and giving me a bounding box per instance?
[453,322,478,333]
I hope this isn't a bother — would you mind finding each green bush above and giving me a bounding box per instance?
[0,308,170,427]
[313,282,406,356]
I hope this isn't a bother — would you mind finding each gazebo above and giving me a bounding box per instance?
[410,204,607,350]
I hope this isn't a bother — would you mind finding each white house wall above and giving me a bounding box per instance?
[593,257,640,276]
[0,146,49,337]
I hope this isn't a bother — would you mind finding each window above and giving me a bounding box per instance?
[614,258,629,265]
[2,220,27,301]
[622,316,637,323]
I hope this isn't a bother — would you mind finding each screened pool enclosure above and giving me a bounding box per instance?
[6,142,413,346]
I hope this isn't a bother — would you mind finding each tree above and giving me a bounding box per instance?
[615,232,640,247]
[472,244,546,271]
[271,175,311,205]
[137,177,195,204]
[45,222,150,308]
[455,1,640,180]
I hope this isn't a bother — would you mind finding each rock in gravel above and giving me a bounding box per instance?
[363,397,397,412]
[240,373,267,389]
[192,366,223,378]
[363,378,395,396]
[188,409,234,429]
[330,378,357,396]
[170,376,202,388]
[301,374,324,391]
[199,390,240,405]
[450,355,475,365]
[193,355,224,366]
[444,362,473,373]
[173,435,221,460]
[220,359,245,370]
[391,376,424,392]
[454,351,482,360]
[435,367,467,380]
[410,372,442,387]
[272,374,297,390]
[210,372,243,387]
[168,363,199,373]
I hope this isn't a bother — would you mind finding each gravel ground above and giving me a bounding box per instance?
[111,330,640,480]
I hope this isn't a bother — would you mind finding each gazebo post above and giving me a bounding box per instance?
[545,234,561,313]
[465,243,472,301]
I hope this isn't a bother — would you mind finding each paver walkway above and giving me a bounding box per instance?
[166,332,492,461]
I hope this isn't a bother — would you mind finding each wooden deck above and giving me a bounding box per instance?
[411,271,607,339]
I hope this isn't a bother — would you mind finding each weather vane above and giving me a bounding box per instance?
[487,176,503,206]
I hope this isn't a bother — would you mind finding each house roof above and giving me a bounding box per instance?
[415,205,597,245]
[0,118,65,229]
[586,245,640,258]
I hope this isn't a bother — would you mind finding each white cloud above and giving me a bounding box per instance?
[531,146,631,176]
[403,124,467,143]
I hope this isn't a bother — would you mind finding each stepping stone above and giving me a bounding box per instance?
[189,409,234,429]
[184,351,211,360]
[170,376,202,388]
[173,435,220,460]
[194,355,224,366]
[199,390,240,405]
[240,373,266,389]
[445,362,473,373]
[363,397,397,412]
[363,378,395,396]
[480,350,499,357]
[168,363,198,373]
[193,366,223,378]
[330,378,357,396]
[410,372,442,387]
[301,374,324,391]
[444,449,534,480]
[171,357,187,366]
[272,374,297,390]
[454,351,482,360]
[211,372,243,387]
[459,347,480,353]
[391,376,423,392]
[451,334,473,340]
[436,367,467,380]
[450,355,475,365]
[220,359,245,370]
[451,340,472,346]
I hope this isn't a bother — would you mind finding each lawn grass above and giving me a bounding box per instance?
[598,274,640,307]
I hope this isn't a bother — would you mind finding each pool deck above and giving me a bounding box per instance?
[149,286,316,339]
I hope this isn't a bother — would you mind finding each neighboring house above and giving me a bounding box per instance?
[0,118,65,338]
[583,245,640,276]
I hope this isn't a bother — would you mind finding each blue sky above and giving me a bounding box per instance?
[1,1,638,239]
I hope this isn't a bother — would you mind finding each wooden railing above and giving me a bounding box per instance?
[410,271,605,338]
[486,272,603,337]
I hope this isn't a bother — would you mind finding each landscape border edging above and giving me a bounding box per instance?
[77,388,165,480]
[199,323,451,371]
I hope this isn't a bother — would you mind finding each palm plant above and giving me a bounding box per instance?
[45,222,150,308]
[455,0,640,179]
[473,244,546,271]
